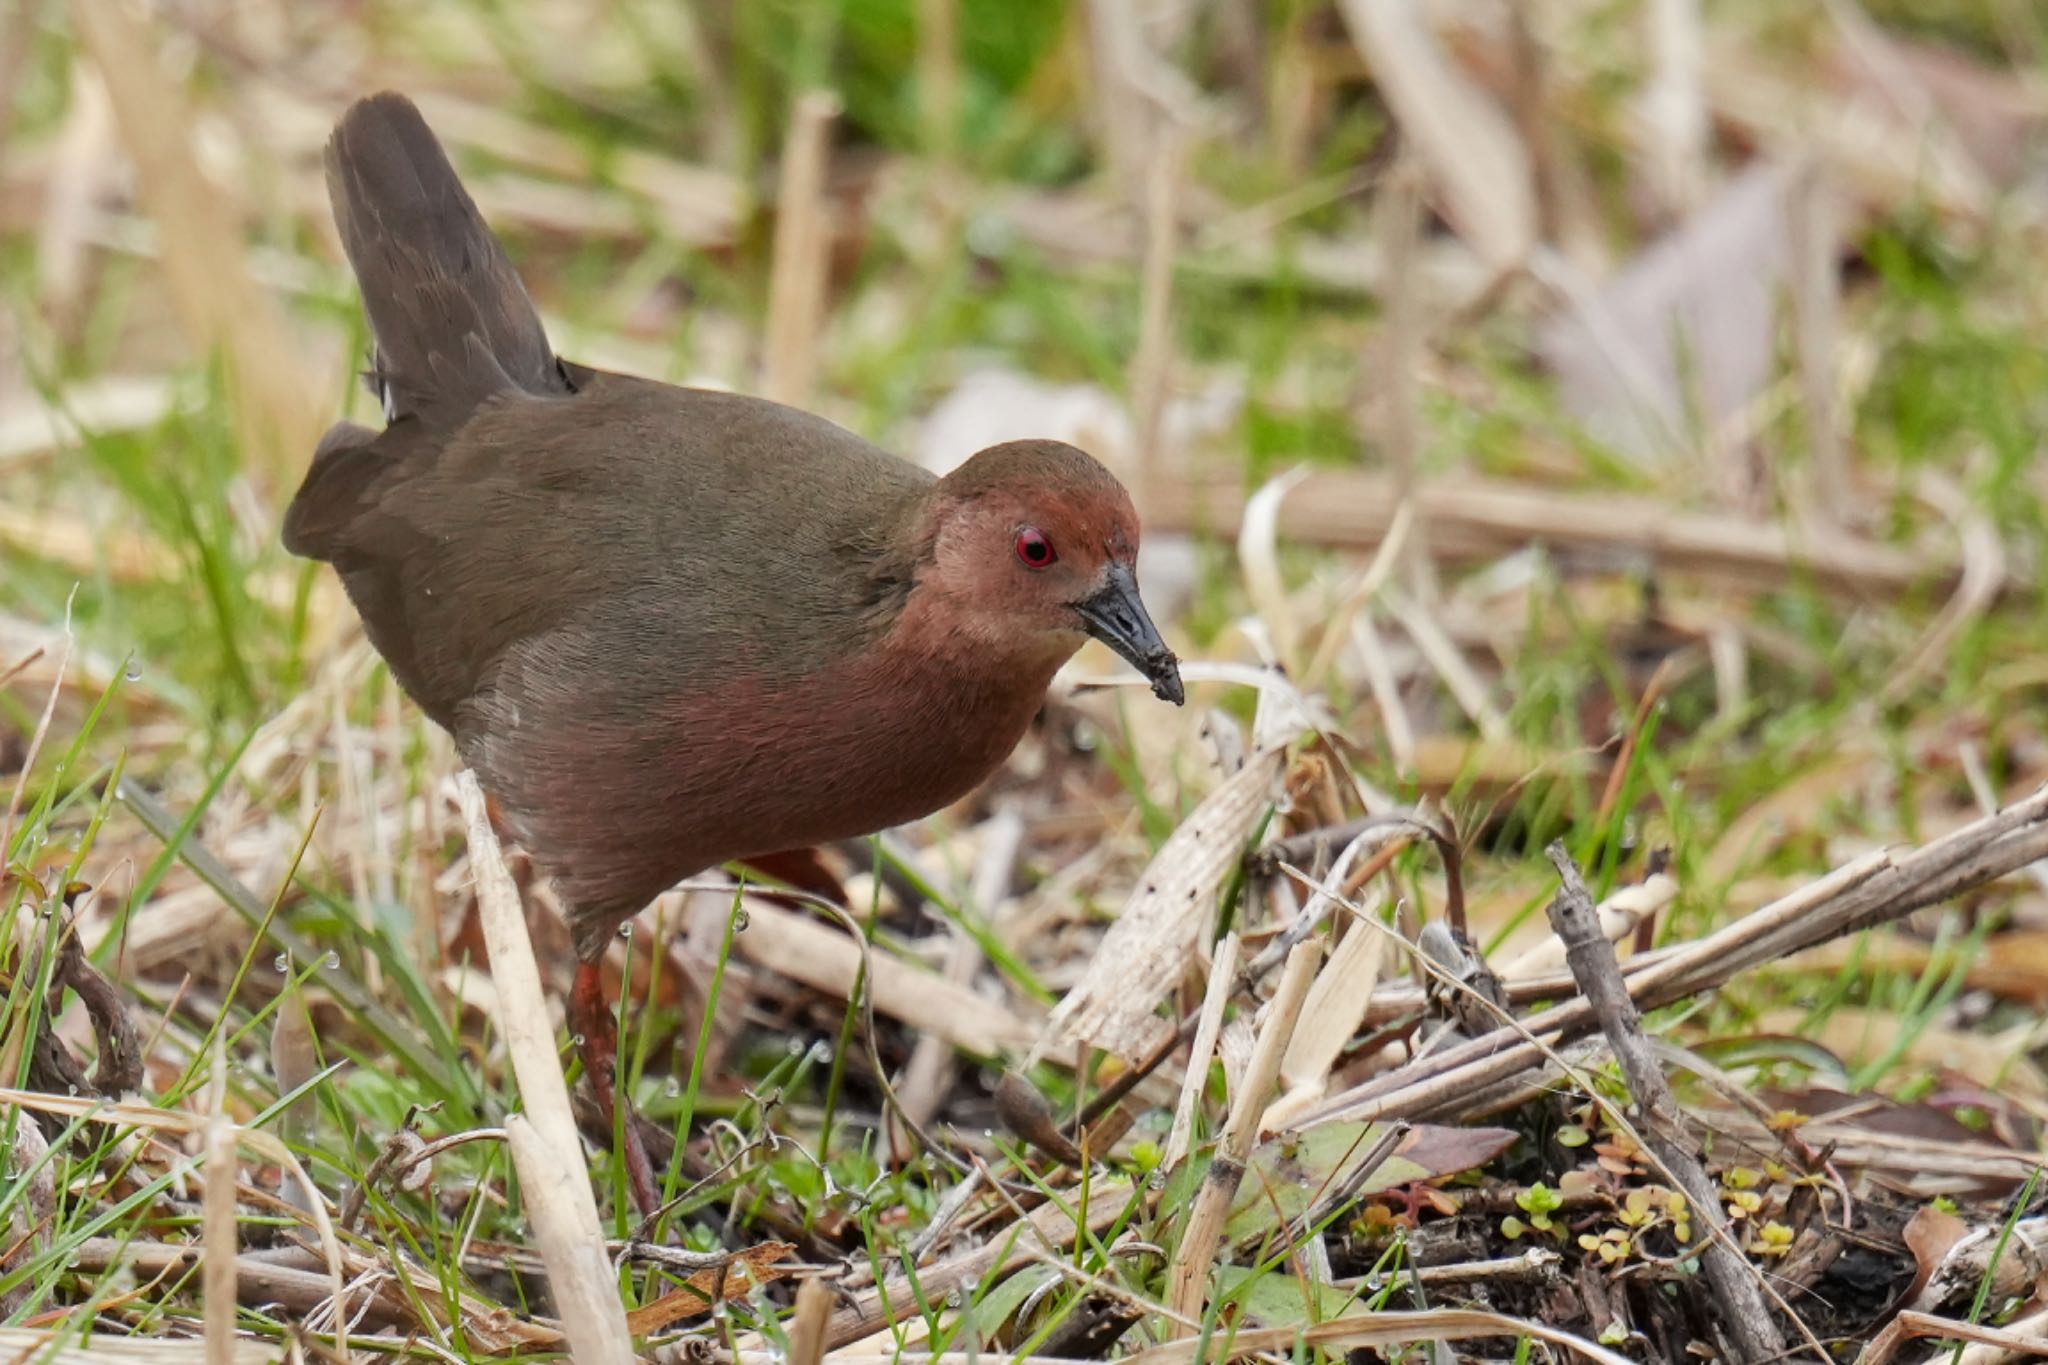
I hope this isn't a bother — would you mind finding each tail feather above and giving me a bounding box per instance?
[325,92,567,426]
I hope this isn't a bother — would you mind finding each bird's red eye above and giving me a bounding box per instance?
[1015,527,1056,569]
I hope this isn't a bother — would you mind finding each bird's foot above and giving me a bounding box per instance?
[569,960,661,1218]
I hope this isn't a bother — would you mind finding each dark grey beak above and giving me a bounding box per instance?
[1075,563,1184,706]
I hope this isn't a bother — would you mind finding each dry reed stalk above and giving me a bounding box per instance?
[1859,1309,2048,1365]
[1268,890,1387,1128]
[734,895,1037,1054]
[504,1116,635,1363]
[1791,161,1848,522]
[455,774,580,1174]
[895,811,1022,1132]
[1162,928,1238,1172]
[1350,614,1418,771]
[1704,36,1990,221]
[1083,0,1152,188]
[1163,939,1320,1334]
[1138,1304,1633,1364]
[1880,470,2004,704]
[1544,847,1788,1362]
[1373,158,1434,585]
[1334,0,1533,273]
[1130,121,1186,502]
[0,1329,277,1364]
[404,92,745,244]
[67,0,321,494]
[35,61,115,329]
[0,1086,351,1353]
[1641,0,1708,217]
[785,1278,834,1365]
[1300,498,1411,689]
[1302,785,2048,1131]
[1385,588,1509,742]
[1238,469,1306,664]
[762,92,839,408]
[1146,469,1976,596]
[202,1034,239,1365]
[454,775,632,1355]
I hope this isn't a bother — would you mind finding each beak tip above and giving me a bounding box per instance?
[1150,658,1186,707]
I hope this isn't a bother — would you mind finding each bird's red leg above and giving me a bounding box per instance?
[569,960,660,1218]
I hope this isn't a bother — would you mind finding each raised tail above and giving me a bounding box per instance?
[325,92,568,426]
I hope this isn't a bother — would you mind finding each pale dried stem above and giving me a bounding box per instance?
[786,1278,834,1365]
[1642,0,1708,216]
[67,0,321,493]
[203,1033,239,1365]
[455,774,631,1358]
[895,811,1022,1131]
[1350,615,1418,772]
[1146,469,1986,598]
[1163,939,1319,1334]
[1545,847,1787,1362]
[762,92,840,407]
[1303,786,2048,1128]
[1385,589,1509,742]
[1131,122,1186,502]
[1881,470,2005,704]
[1163,929,1238,1172]
[1374,158,1428,584]
[505,1116,634,1363]
[1791,162,1848,522]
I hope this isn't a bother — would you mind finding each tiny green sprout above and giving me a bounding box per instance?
[1555,1124,1591,1148]
[1501,1216,1530,1241]
[1766,1109,1809,1132]
[1953,1106,1991,1132]
[1755,1221,1795,1256]
[1600,1321,1629,1347]
[1508,1183,1565,1240]
[1131,1140,1163,1174]
[1724,1166,1762,1191]
[1933,1195,1960,1215]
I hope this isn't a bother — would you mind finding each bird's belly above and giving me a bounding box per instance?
[664,672,1039,859]
[485,655,1050,930]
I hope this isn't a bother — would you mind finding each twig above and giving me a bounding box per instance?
[787,1278,834,1365]
[1162,930,1238,1172]
[1131,121,1186,501]
[456,775,632,1360]
[1544,844,1787,1362]
[203,1031,240,1365]
[1790,160,1847,521]
[762,91,839,407]
[1163,940,1320,1334]
[506,1117,635,1363]
[1145,469,1992,597]
[1295,784,2048,1129]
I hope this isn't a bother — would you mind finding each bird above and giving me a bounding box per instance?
[283,92,1184,1215]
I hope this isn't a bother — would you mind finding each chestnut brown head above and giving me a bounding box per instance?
[924,440,1183,703]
